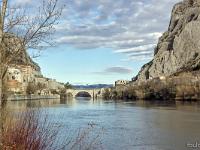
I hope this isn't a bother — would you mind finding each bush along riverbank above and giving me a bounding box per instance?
[103,71,200,101]
[0,109,103,150]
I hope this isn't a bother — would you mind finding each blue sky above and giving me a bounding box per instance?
[33,45,147,84]
[13,0,180,85]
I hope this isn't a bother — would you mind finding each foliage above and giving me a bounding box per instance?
[26,82,47,95]
[139,78,176,100]
[102,89,110,100]
[123,86,137,100]
[50,89,59,95]
[26,82,37,95]
[59,88,66,94]
[36,82,47,94]
[120,72,200,101]
[102,87,138,101]
[64,82,73,89]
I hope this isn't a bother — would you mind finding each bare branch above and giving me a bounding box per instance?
[3,0,63,55]
[0,0,63,102]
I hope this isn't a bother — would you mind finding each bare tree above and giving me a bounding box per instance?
[0,0,63,105]
[0,0,63,146]
[0,0,8,106]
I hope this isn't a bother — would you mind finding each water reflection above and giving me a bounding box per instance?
[6,99,74,109]
[5,99,200,150]
[75,97,92,101]
[6,99,200,112]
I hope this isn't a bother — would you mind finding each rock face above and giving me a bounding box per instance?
[136,0,200,82]
[4,34,41,72]
[12,50,41,72]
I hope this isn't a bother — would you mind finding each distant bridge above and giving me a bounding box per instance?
[66,88,104,99]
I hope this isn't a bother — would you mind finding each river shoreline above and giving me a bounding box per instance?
[7,95,60,101]
[4,98,200,150]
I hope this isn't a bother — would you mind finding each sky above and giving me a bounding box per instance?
[12,0,180,85]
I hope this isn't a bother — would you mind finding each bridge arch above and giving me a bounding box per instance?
[66,88,104,99]
[75,91,92,98]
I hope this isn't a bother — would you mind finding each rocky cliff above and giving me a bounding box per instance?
[12,50,41,72]
[4,34,41,72]
[136,0,200,82]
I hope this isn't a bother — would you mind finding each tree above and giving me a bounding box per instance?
[0,1,62,145]
[64,82,73,89]
[26,82,37,95]
[36,82,47,95]
[0,0,8,105]
[50,89,59,95]
[102,89,111,100]
[0,0,63,105]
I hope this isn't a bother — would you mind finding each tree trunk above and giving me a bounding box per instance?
[0,0,7,106]
[0,53,2,105]
[0,1,8,148]
[0,17,3,107]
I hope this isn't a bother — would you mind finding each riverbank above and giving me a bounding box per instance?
[103,71,200,101]
[7,95,60,101]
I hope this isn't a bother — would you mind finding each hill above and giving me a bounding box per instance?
[136,0,200,82]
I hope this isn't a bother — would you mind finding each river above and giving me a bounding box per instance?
[6,98,200,150]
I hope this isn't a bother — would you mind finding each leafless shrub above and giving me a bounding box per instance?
[0,109,103,150]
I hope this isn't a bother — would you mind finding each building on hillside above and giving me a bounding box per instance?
[7,65,36,93]
[6,64,41,94]
[7,67,23,93]
[115,80,130,86]
[7,67,22,82]
[6,64,64,95]
[19,65,41,82]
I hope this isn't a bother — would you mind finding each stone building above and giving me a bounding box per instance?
[6,64,64,95]
[3,33,63,95]
[115,80,130,86]
[6,64,41,94]
[7,67,23,93]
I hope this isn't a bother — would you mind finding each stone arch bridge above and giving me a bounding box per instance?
[66,88,104,99]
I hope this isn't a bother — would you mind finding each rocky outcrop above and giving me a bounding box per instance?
[4,33,41,72]
[13,50,41,72]
[136,0,200,82]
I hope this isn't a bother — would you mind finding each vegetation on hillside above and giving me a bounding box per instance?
[103,71,200,101]
[26,82,47,95]
[64,82,73,89]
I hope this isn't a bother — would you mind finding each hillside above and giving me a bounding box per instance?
[136,0,200,82]
[4,33,41,72]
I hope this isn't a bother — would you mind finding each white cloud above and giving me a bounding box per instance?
[12,0,180,61]
[94,66,133,75]
[114,44,156,54]
[53,0,180,61]
[12,0,32,5]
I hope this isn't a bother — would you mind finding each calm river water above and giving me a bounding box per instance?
[6,98,200,150]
